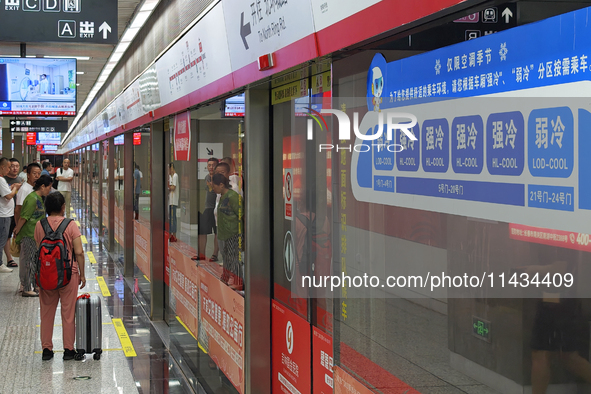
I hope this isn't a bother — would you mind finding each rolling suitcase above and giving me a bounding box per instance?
[75,294,103,360]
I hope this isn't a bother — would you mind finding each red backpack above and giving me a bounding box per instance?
[36,218,73,290]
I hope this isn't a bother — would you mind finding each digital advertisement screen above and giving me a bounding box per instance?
[114,135,124,145]
[36,132,61,145]
[223,93,245,117]
[0,57,76,116]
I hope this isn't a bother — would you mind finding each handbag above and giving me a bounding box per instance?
[10,237,20,257]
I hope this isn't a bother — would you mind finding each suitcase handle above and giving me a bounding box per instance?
[77,293,90,300]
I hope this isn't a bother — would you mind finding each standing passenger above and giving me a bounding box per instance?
[133,163,141,221]
[14,175,53,297]
[168,163,179,242]
[4,158,22,268]
[56,159,74,218]
[0,158,21,273]
[212,173,243,291]
[35,192,86,361]
[15,162,41,291]
[197,158,219,260]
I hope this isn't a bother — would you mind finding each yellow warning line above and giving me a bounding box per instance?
[198,342,208,354]
[81,235,88,244]
[35,348,122,354]
[96,276,111,297]
[75,221,80,227]
[87,251,96,264]
[143,275,150,283]
[72,213,77,218]
[112,318,137,357]
[175,316,196,340]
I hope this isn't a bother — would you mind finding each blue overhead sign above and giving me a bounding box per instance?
[352,6,591,234]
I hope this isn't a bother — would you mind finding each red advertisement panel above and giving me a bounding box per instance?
[334,367,374,394]
[274,283,307,318]
[92,189,99,217]
[102,195,108,227]
[114,205,124,247]
[174,111,191,161]
[133,132,142,145]
[134,220,151,280]
[170,245,199,338]
[312,327,333,394]
[509,223,591,252]
[26,132,36,145]
[272,300,311,394]
[199,268,245,394]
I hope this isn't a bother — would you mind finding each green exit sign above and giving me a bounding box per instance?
[472,316,491,342]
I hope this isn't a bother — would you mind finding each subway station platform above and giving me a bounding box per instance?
[0,192,195,394]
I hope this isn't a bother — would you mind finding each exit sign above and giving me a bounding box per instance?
[472,316,491,342]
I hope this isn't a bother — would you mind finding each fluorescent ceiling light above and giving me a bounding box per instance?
[76,71,84,75]
[64,0,162,142]
[45,55,91,60]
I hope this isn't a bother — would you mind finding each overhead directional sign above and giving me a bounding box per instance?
[222,0,316,71]
[10,119,68,133]
[0,0,117,44]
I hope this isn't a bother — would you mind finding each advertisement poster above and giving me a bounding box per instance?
[272,300,311,394]
[197,143,223,179]
[102,195,108,227]
[134,220,151,280]
[170,245,199,338]
[174,111,192,161]
[92,189,99,217]
[312,327,333,394]
[155,4,232,107]
[199,268,245,394]
[114,205,124,247]
[351,9,591,235]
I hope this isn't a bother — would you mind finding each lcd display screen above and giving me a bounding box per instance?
[0,57,76,116]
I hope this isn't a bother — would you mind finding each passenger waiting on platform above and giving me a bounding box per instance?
[56,159,74,218]
[15,162,41,292]
[0,158,21,274]
[197,158,219,260]
[4,158,22,269]
[34,192,86,361]
[212,173,243,291]
[14,175,53,297]
[41,161,52,177]
[18,165,27,183]
[133,163,141,221]
[220,157,243,197]
[168,162,179,242]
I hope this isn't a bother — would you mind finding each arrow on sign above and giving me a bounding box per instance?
[99,22,112,40]
[240,12,251,50]
[502,7,513,23]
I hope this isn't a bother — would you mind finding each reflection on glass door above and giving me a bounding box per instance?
[166,102,246,394]
[133,126,152,311]
[101,140,110,249]
[113,136,125,265]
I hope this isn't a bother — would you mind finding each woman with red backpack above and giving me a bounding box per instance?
[34,192,86,361]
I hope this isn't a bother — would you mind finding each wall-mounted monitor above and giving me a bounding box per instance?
[114,135,124,145]
[222,93,245,117]
[0,57,76,116]
[36,132,61,145]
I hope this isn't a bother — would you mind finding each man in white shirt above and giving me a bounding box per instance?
[0,158,21,273]
[56,158,74,218]
[168,163,179,242]
[15,162,41,288]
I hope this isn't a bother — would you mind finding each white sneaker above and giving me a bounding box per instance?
[0,265,13,273]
